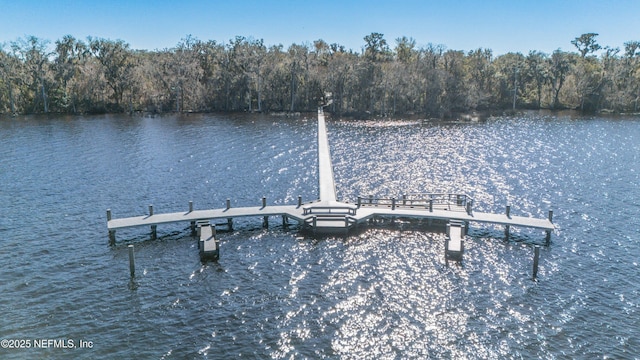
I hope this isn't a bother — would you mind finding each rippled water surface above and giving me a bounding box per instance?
[1,112,639,359]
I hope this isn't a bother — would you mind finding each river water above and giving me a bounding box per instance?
[0,112,638,359]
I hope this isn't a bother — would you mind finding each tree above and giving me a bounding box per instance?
[0,46,23,114]
[395,36,416,63]
[572,33,601,58]
[363,32,390,62]
[524,51,549,108]
[417,43,445,117]
[12,36,52,113]
[465,48,494,109]
[88,38,135,111]
[548,50,574,109]
[53,35,87,113]
[492,52,526,109]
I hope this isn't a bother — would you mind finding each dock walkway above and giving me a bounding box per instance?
[107,107,554,244]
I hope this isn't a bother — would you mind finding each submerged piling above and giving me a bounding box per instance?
[545,210,553,245]
[532,245,540,280]
[128,244,135,277]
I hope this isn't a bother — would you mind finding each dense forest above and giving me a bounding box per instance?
[1,32,639,117]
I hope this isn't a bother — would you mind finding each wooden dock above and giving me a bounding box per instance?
[107,107,555,250]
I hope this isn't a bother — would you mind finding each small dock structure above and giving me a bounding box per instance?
[445,221,465,265]
[198,221,219,260]
[107,107,555,262]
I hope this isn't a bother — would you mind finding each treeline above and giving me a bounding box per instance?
[1,32,639,116]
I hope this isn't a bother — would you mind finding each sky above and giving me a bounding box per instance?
[1,0,638,56]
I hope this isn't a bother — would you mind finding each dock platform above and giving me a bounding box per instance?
[107,107,555,250]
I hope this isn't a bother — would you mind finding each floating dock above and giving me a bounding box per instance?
[107,108,555,259]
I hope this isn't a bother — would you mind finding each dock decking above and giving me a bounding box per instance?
[107,107,554,245]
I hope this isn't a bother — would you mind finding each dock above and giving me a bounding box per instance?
[107,107,555,260]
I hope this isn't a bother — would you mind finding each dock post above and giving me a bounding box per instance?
[312,216,317,235]
[357,196,362,208]
[226,199,231,210]
[282,215,288,228]
[227,218,233,231]
[545,210,553,245]
[402,194,407,205]
[190,221,196,235]
[466,200,473,215]
[504,225,510,240]
[368,195,373,204]
[262,196,267,208]
[532,245,540,280]
[263,216,269,228]
[429,199,433,212]
[506,205,511,218]
[298,195,302,208]
[149,204,156,239]
[189,201,193,213]
[107,209,116,245]
[444,237,449,267]
[392,198,396,210]
[128,244,135,278]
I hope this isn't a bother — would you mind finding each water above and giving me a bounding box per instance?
[1,112,639,359]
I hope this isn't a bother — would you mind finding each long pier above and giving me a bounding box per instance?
[107,108,554,250]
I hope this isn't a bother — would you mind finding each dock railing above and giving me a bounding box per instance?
[302,205,357,216]
[304,214,358,233]
[357,193,473,213]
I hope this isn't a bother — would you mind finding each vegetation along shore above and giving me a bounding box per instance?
[1,32,639,117]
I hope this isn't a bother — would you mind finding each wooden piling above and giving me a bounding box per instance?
[109,230,116,246]
[506,205,511,218]
[466,200,473,215]
[402,194,407,205]
[312,216,317,234]
[263,216,269,228]
[128,244,135,278]
[392,198,396,210]
[504,225,510,240]
[533,245,540,280]
[262,196,267,208]
[545,210,553,245]
[151,225,157,240]
[149,205,154,216]
[357,196,362,208]
[429,199,433,212]
[227,218,233,231]
[226,199,231,210]
[298,195,302,207]
[189,201,193,213]
[107,209,116,245]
